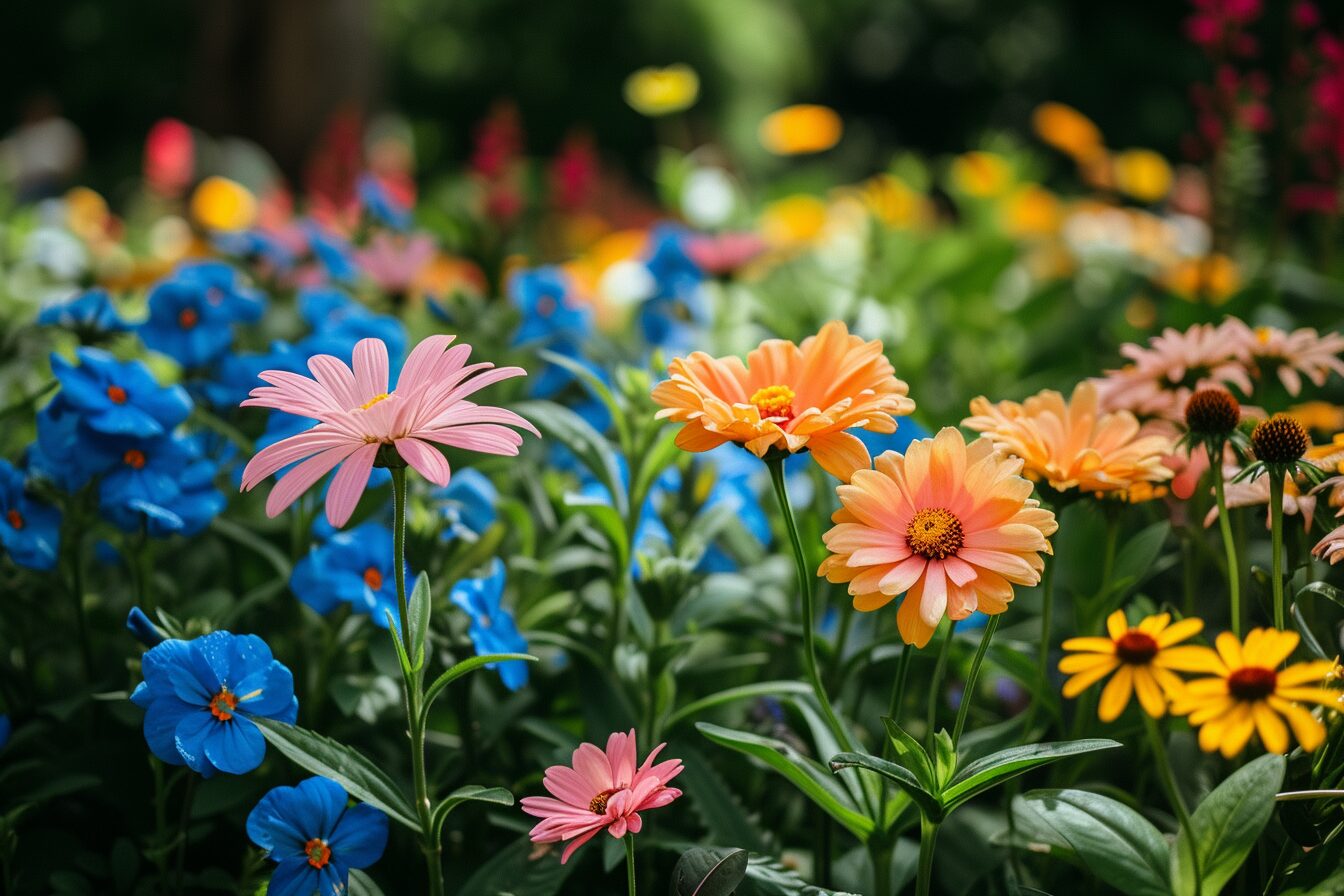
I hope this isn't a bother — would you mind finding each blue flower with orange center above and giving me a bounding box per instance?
[0,458,61,571]
[140,261,265,367]
[449,559,530,691]
[130,630,298,776]
[247,776,389,896]
[94,433,225,537]
[290,521,410,628]
[433,468,498,542]
[50,348,192,438]
[37,288,131,339]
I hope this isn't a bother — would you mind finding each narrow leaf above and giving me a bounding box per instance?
[828,751,943,822]
[942,739,1121,812]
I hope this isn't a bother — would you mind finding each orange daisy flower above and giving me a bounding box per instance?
[651,321,915,481]
[1059,611,1209,721]
[817,428,1057,647]
[964,381,1174,494]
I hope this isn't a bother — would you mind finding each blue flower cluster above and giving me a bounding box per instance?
[140,261,265,369]
[449,559,530,691]
[0,458,61,570]
[291,521,411,629]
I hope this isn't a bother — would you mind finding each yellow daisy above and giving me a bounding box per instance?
[1059,611,1208,721]
[1169,629,1342,757]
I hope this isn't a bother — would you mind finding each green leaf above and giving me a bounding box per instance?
[664,681,813,732]
[456,833,578,896]
[676,744,771,854]
[252,718,418,831]
[1106,521,1170,598]
[430,785,514,840]
[671,847,750,896]
[697,722,874,840]
[421,652,538,722]
[941,739,1121,812]
[828,751,943,822]
[1292,581,1344,660]
[562,494,629,571]
[742,852,864,895]
[408,572,431,673]
[385,611,414,679]
[932,730,956,789]
[882,717,937,793]
[1011,789,1170,896]
[1172,753,1285,896]
[516,400,627,516]
[536,348,629,449]
[348,869,386,896]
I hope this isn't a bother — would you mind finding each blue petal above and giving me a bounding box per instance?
[173,710,218,776]
[293,777,349,840]
[202,716,265,775]
[235,661,296,718]
[142,696,194,765]
[329,803,389,868]
[247,787,313,859]
[266,859,322,896]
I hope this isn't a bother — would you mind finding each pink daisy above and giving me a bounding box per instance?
[520,730,682,863]
[240,335,537,527]
[1093,321,1253,421]
[1226,320,1344,397]
[354,231,438,295]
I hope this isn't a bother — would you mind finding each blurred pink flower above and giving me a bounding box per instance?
[520,730,682,863]
[1094,322,1253,421]
[1312,522,1344,564]
[354,232,437,295]
[240,335,537,527]
[1227,321,1344,396]
[684,232,768,276]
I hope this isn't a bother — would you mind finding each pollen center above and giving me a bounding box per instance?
[106,385,128,404]
[123,449,147,469]
[209,689,239,721]
[749,384,796,420]
[363,566,383,590]
[1227,666,1277,701]
[304,838,331,869]
[359,392,390,411]
[905,508,964,560]
[1114,630,1159,665]
[588,787,619,815]
[6,509,23,530]
[178,307,199,329]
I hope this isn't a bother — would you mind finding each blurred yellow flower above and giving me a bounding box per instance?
[64,187,111,243]
[948,151,1013,198]
[759,105,843,156]
[1124,296,1158,329]
[1113,149,1174,203]
[1159,254,1242,304]
[623,65,699,117]
[1290,402,1344,437]
[189,176,257,232]
[856,174,931,229]
[759,195,827,248]
[1060,611,1208,720]
[1032,102,1104,162]
[1000,184,1061,238]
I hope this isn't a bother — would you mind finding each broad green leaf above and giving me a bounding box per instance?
[828,751,943,822]
[941,739,1120,812]
[932,730,956,789]
[787,696,877,817]
[1011,789,1169,896]
[421,652,538,722]
[882,717,936,793]
[456,833,578,896]
[698,722,874,840]
[516,400,627,515]
[742,852,864,895]
[1292,581,1344,660]
[1106,521,1170,598]
[676,744,771,854]
[671,847,749,896]
[536,348,629,451]
[1172,753,1284,896]
[430,785,514,840]
[664,681,813,732]
[407,572,431,673]
[253,718,418,831]
[348,869,386,896]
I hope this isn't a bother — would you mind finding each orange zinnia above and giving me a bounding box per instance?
[651,321,915,481]
[818,428,1058,647]
[964,381,1173,494]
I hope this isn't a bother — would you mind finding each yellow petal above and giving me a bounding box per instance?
[1060,637,1117,654]
[1215,631,1244,670]
[1106,610,1129,640]
[1156,617,1203,647]
[1059,653,1119,675]
[1133,668,1168,718]
[1097,664,1134,722]
[1251,702,1289,754]
[1154,645,1226,674]
[1062,660,1120,699]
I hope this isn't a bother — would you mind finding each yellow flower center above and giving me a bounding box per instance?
[1255,325,1273,345]
[905,508,963,560]
[588,787,620,815]
[359,392,390,411]
[750,385,795,420]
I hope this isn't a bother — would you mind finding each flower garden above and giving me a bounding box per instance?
[3,3,1344,895]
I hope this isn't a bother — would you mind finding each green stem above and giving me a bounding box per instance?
[915,815,940,896]
[1144,715,1200,896]
[66,533,92,685]
[1210,446,1241,636]
[952,615,1000,749]
[1268,473,1286,630]
[625,833,636,896]
[151,759,170,888]
[885,646,914,753]
[391,468,444,896]
[766,458,854,752]
[1037,555,1055,693]
[925,620,957,746]
[868,836,893,896]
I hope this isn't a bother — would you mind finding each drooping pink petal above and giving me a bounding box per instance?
[308,354,363,409]
[395,438,451,486]
[240,426,352,490]
[325,443,379,526]
[265,443,362,518]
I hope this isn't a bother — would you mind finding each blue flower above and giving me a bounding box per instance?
[37,289,130,336]
[290,522,409,628]
[200,341,308,409]
[27,396,99,491]
[304,222,358,284]
[212,230,296,270]
[140,261,265,367]
[247,776,389,896]
[130,630,298,777]
[358,174,412,231]
[433,469,498,542]
[0,459,60,570]
[50,348,192,438]
[297,288,407,364]
[0,715,9,751]
[639,226,709,353]
[448,559,529,690]
[95,433,225,537]
[126,606,166,647]
[509,267,591,346]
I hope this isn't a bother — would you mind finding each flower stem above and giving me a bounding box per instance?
[952,614,1000,749]
[1268,473,1286,630]
[1210,447,1241,636]
[391,468,444,896]
[1143,715,1200,895]
[925,620,957,746]
[766,458,854,752]
[1036,554,1054,695]
[625,833,636,896]
[915,815,940,896]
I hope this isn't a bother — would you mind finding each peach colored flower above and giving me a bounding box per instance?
[1227,321,1344,397]
[520,730,682,863]
[1312,522,1344,565]
[651,321,915,481]
[1093,321,1253,421]
[818,427,1058,648]
[240,336,537,527]
[964,381,1174,494]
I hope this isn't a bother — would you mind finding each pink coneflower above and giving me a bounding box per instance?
[521,730,682,863]
[1312,522,1344,564]
[353,231,437,296]
[1204,466,1318,531]
[1226,320,1344,396]
[1093,321,1253,421]
[240,335,537,527]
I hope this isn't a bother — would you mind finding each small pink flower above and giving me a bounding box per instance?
[354,231,437,294]
[520,730,682,863]
[240,335,538,527]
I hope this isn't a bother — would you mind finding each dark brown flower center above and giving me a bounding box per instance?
[1185,389,1240,436]
[589,787,619,815]
[906,508,964,560]
[1252,416,1308,464]
[304,838,331,869]
[1114,630,1159,664]
[209,689,239,721]
[1227,666,1277,702]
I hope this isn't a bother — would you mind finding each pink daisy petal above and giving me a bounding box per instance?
[325,443,379,526]
[265,443,361,518]
[395,438,452,486]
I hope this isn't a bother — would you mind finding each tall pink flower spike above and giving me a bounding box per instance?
[240,335,538,527]
[520,730,683,863]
